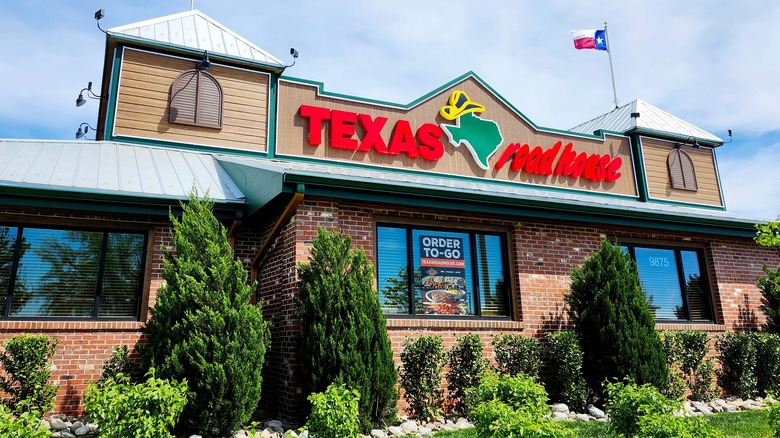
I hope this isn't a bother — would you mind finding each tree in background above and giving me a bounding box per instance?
[297,228,398,431]
[141,193,270,438]
[756,217,780,333]
[566,240,667,399]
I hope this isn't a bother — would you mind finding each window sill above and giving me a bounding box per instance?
[0,320,144,332]
[386,318,523,331]
[655,322,726,332]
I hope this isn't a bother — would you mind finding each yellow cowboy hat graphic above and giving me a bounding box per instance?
[439,90,486,120]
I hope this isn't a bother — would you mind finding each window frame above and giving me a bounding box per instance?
[0,222,148,321]
[376,222,514,320]
[619,239,715,323]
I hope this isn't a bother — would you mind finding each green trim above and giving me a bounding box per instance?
[109,135,269,159]
[646,197,727,211]
[632,134,650,202]
[108,35,286,73]
[104,47,123,140]
[267,73,279,158]
[628,127,723,147]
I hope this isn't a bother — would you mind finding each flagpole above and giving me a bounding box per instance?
[604,21,619,108]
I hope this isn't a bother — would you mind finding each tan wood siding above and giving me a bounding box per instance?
[113,49,268,152]
[641,137,723,207]
[277,78,637,196]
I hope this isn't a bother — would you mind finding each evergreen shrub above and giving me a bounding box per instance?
[399,335,445,421]
[446,333,487,416]
[297,227,397,431]
[661,330,716,401]
[0,334,58,414]
[84,369,188,438]
[566,240,668,396]
[716,332,758,399]
[140,193,270,437]
[306,383,361,438]
[492,334,541,378]
[544,331,588,411]
[605,380,678,437]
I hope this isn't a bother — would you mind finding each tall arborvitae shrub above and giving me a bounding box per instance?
[140,193,270,438]
[566,240,667,397]
[297,228,398,431]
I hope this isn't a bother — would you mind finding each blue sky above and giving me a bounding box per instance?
[1,1,778,220]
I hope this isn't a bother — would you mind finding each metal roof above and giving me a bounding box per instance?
[108,9,285,68]
[0,140,244,204]
[570,99,722,143]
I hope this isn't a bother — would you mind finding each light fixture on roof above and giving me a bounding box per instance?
[76,81,101,107]
[75,123,96,140]
[286,48,299,68]
[196,51,211,70]
[724,129,733,144]
[630,112,640,118]
[94,8,107,34]
[674,136,700,150]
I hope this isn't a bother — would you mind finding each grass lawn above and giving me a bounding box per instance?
[434,409,772,437]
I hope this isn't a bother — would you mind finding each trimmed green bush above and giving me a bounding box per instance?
[0,404,49,438]
[400,335,445,421]
[306,383,361,438]
[140,193,270,437]
[716,332,758,399]
[637,413,717,438]
[297,228,398,430]
[492,334,541,379]
[0,334,58,414]
[605,380,678,437]
[759,266,780,334]
[566,240,668,397]
[756,333,780,397]
[544,331,588,411]
[662,330,716,401]
[101,345,138,383]
[84,369,188,438]
[446,334,487,416]
[768,394,780,438]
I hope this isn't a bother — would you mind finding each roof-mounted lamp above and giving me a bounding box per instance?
[195,51,211,70]
[674,136,701,150]
[286,47,299,68]
[76,81,101,107]
[75,122,96,140]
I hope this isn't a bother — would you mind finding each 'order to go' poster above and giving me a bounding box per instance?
[419,235,468,315]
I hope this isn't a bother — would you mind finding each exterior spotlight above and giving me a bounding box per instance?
[196,51,211,70]
[286,48,299,68]
[75,122,96,140]
[75,81,101,107]
[674,136,701,150]
[95,9,107,34]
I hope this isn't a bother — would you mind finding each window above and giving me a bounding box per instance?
[620,243,713,322]
[668,149,698,191]
[376,224,511,318]
[169,69,223,129]
[0,225,146,320]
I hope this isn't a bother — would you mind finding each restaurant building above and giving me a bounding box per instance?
[0,10,776,419]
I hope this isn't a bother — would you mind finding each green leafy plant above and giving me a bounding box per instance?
[760,266,780,334]
[466,370,572,438]
[755,216,780,248]
[566,240,668,397]
[662,330,716,401]
[544,331,588,411]
[400,335,445,421]
[446,334,487,416]
[716,332,757,399]
[637,413,717,438]
[492,334,541,379]
[0,404,49,438]
[84,369,188,438]
[101,345,138,383]
[297,227,397,430]
[0,334,58,415]
[767,393,780,438]
[140,193,270,437]
[306,382,361,438]
[754,333,780,397]
[605,380,678,437]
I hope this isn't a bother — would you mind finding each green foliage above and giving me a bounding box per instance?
[84,369,188,438]
[306,383,361,438]
[756,217,780,248]
[0,404,49,438]
[637,413,718,438]
[297,227,398,430]
[544,331,588,411]
[101,345,138,383]
[767,395,780,438]
[754,333,780,397]
[566,240,668,397]
[605,380,678,437]
[140,193,270,437]
[446,334,487,416]
[466,370,572,438]
[492,334,541,379]
[760,266,780,334]
[399,335,445,421]
[0,334,58,414]
[662,330,717,401]
[716,332,758,399]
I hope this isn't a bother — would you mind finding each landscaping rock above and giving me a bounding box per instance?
[551,403,570,414]
[50,418,70,431]
[575,413,590,421]
[400,420,418,433]
[419,426,432,435]
[265,420,284,433]
[587,404,605,419]
[370,429,387,438]
[552,412,569,421]
[387,426,404,436]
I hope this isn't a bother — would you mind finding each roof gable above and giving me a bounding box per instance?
[108,9,285,68]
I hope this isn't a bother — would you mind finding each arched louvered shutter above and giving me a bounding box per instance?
[169,69,223,129]
[668,148,698,191]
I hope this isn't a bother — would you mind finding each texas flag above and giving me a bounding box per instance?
[571,29,608,51]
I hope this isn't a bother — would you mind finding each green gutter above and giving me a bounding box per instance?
[104,47,124,140]
[631,134,650,202]
[267,73,278,158]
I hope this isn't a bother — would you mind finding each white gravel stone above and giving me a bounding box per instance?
[552,412,569,421]
[551,403,570,414]
[400,420,418,433]
[370,429,387,438]
[575,413,590,421]
[386,426,403,436]
[587,404,606,419]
